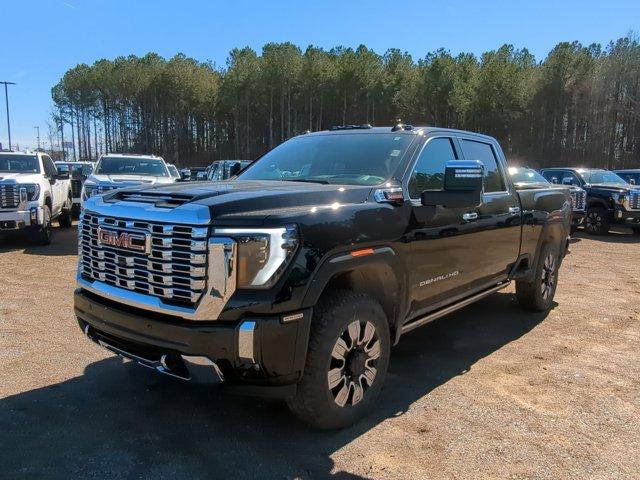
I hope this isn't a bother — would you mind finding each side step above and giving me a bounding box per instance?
[400,282,510,335]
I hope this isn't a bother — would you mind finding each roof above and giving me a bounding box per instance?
[99,153,162,160]
[612,168,640,172]
[304,125,496,141]
[541,167,607,172]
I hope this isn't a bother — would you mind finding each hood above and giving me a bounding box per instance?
[0,172,43,184]
[87,174,174,186]
[513,181,552,190]
[104,180,373,221]
[587,183,634,193]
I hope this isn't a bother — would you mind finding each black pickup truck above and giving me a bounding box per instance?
[508,166,586,234]
[75,126,571,429]
[539,168,640,235]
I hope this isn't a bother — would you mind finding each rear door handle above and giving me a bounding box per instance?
[509,206,521,216]
[462,212,478,222]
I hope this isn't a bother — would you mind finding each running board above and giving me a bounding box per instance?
[400,282,511,335]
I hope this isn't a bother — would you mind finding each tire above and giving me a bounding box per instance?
[516,242,560,312]
[585,207,610,235]
[287,290,391,430]
[35,205,53,246]
[58,198,73,228]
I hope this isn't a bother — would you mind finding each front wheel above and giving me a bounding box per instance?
[35,205,52,245]
[516,242,560,312]
[585,207,610,235]
[287,291,390,430]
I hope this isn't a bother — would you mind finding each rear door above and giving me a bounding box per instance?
[458,137,521,285]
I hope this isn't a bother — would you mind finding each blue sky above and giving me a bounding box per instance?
[1,0,639,150]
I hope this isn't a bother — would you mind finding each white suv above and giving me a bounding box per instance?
[82,153,176,203]
[0,151,73,244]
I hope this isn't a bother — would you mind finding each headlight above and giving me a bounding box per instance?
[21,184,40,201]
[83,184,98,200]
[613,193,627,206]
[215,226,298,289]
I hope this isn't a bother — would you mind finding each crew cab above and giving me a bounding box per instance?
[55,161,95,216]
[540,168,640,235]
[74,126,571,429]
[0,151,73,244]
[81,153,175,203]
[509,166,586,233]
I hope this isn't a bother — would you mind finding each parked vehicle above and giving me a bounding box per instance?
[0,151,73,244]
[55,161,95,216]
[75,126,571,429]
[613,169,640,186]
[207,160,252,181]
[540,168,640,235]
[81,153,175,203]
[509,166,586,233]
[189,167,208,181]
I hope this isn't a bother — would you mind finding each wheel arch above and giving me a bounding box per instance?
[302,247,408,343]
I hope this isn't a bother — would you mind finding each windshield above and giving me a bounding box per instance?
[238,133,415,185]
[95,157,168,177]
[578,170,627,185]
[0,155,40,173]
[508,167,548,184]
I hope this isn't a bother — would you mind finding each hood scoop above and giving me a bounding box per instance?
[105,190,195,208]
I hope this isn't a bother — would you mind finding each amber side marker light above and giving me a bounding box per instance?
[350,248,375,258]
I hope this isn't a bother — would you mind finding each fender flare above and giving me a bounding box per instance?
[301,246,409,340]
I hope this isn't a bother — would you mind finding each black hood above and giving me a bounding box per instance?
[587,183,633,193]
[116,180,373,220]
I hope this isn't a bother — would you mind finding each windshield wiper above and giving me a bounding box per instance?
[282,178,330,185]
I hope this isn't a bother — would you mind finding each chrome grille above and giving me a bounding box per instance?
[0,184,19,209]
[79,211,209,305]
[570,190,586,211]
[630,190,640,210]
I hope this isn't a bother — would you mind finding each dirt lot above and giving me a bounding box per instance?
[1,224,639,479]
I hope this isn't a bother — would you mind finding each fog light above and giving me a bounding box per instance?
[30,207,38,224]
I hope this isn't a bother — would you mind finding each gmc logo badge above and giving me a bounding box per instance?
[97,227,150,254]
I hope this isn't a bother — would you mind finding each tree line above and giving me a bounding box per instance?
[51,36,640,169]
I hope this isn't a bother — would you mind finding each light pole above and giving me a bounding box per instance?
[0,81,16,150]
[34,126,40,150]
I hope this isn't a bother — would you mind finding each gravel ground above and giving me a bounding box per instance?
[1,224,639,479]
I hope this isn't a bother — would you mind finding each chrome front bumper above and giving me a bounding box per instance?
[0,206,43,230]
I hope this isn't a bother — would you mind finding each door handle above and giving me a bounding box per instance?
[509,206,521,216]
[462,212,478,222]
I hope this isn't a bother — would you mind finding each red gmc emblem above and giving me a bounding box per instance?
[97,227,150,254]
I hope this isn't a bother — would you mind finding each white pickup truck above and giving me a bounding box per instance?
[81,153,175,202]
[0,151,73,244]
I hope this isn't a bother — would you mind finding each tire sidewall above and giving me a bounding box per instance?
[586,207,610,235]
[534,243,560,309]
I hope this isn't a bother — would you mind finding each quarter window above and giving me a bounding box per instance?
[408,137,458,198]
[460,140,505,193]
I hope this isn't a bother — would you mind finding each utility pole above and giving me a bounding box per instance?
[34,126,40,150]
[0,81,16,150]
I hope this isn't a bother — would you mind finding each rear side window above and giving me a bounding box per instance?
[460,139,505,193]
[408,137,458,198]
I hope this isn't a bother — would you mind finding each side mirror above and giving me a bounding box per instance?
[228,162,242,178]
[56,170,70,180]
[550,177,558,184]
[421,160,484,208]
[630,179,636,185]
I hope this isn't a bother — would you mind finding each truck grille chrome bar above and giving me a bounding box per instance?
[79,211,209,306]
[570,190,586,211]
[0,184,20,209]
[630,190,640,210]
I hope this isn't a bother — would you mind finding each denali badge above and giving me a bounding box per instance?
[97,227,150,254]
[419,270,459,287]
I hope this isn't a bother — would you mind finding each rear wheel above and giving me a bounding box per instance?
[35,205,52,245]
[287,291,390,430]
[58,197,73,228]
[516,242,560,312]
[585,207,610,235]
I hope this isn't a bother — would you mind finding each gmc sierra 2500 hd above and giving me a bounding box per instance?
[75,125,571,429]
[0,151,73,244]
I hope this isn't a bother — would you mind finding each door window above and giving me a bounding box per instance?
[42,156,58,178]
[408,137,457,198]
[460,139,505,193]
